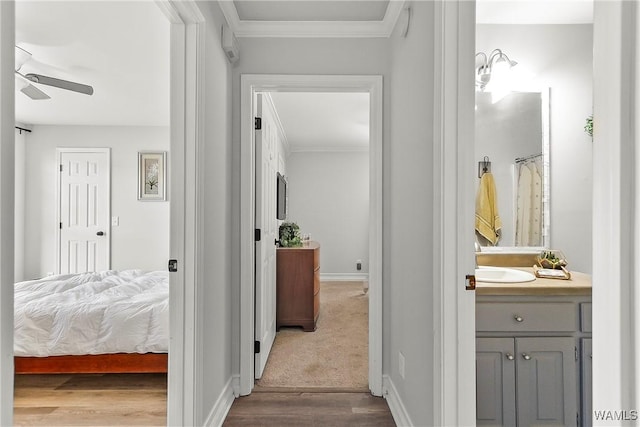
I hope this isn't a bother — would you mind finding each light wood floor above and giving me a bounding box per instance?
[13,373,167,426]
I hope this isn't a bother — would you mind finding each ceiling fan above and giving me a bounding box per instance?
[14,45,94,100]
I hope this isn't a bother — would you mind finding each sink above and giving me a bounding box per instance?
[475,266,536,283]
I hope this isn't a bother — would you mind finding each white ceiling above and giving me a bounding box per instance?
[269,92,370,152]
[15,1,169,127]
[234,1,390,21]
[477,0,593,24]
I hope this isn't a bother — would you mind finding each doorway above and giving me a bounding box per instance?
[239,75,383,396]
[8,0,203,425]
[254,91,371,389]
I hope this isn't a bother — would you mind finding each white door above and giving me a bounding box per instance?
[254,94,278,379]
[58,148,110,274]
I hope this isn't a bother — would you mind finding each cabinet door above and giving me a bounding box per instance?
[581,338,592,427]
[516,337,577,426]
[476,338,517,426]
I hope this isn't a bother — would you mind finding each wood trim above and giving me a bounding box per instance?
[14,353,168,374]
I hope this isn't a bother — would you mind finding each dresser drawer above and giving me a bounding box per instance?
[581,303,592,332]
[477,302,577,332]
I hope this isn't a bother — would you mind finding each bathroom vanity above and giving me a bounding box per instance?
[476,269,592,427]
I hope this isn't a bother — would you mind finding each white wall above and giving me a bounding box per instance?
[477,24,593,272]
[387,2,436,423]
[22,125,169,278]
[287,151,369,277]
[14,128,26,282]
[194,2,234,424]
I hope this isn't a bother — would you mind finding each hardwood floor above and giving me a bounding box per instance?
[13,373,167,426]
[223,391,396,426]
[14,374,396,426]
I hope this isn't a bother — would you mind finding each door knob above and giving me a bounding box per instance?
[96,231,105,236]
[522,353,531,360]
[514,315,524,322]
[506,353,514,361]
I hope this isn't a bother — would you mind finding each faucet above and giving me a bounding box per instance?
[474,239,481,268]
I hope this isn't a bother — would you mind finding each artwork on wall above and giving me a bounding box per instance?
[138,151,167,201]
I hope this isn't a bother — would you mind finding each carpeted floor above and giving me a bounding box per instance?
[256,281,369,390]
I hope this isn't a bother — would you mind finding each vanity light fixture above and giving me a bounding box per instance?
[475,49,518,91]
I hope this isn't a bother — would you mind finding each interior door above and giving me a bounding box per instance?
[254,94,278,378]
[58,148,110,274]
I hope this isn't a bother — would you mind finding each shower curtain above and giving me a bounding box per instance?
[515,158,542,246]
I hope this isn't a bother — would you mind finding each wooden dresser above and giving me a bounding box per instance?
[276,241,320,332]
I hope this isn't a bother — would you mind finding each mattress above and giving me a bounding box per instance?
[14,269,169,357]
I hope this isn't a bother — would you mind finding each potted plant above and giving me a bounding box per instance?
[584,115,593,138]
[279,221,302,247]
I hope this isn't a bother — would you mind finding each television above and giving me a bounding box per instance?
[276,172,287,220]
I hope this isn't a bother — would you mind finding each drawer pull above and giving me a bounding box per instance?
[522,353,531,361]
[514,315,524,322]
[506,353,514,361]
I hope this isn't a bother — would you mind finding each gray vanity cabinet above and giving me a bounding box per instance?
[516,337,577,426]
[477,296,590,426]
[476,336,577,426]
[581,338,592,427]
[477,338,516,426]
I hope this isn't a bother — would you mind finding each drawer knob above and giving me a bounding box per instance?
[514,315,524,322]
[506,353,514,361]
[522,353,531,361]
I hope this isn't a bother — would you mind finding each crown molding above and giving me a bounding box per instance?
[218,0,405,38]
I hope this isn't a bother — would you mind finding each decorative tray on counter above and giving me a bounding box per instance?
[533,264,572,280]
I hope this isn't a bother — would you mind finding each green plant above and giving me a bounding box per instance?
[279,221,302,247]
[584,115,593,138]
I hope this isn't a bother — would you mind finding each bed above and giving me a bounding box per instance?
[14,269,169,374]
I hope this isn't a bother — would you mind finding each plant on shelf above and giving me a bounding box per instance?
[279,221,302,247]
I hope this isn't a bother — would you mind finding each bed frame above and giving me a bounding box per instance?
[14,353,167,374]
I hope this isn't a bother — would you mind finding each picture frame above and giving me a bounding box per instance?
[138,151,167,201]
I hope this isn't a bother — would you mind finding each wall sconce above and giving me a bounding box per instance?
[475,49,518,91]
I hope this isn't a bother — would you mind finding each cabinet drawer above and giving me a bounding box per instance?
[581,303,592,332]
[477,303,577,332]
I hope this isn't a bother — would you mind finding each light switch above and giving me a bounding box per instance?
[112,216,119,226]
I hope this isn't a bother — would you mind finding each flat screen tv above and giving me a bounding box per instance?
[276,172,287,220]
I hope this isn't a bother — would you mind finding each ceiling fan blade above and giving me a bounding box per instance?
[24,73,94,96]
[21,83,51,100]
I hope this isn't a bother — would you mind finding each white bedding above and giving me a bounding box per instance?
[14,269,169,357]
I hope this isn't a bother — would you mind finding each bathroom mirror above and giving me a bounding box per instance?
[475,89,550,250]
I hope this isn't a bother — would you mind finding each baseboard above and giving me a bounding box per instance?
[320,273,369,281]
[383,375,413,427]
[204,376,236,427]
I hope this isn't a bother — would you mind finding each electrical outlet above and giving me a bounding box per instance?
[356,259,362,271]
[399,351,405,379]
[112,216,119,226]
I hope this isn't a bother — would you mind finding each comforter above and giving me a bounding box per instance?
[14,270,169,357]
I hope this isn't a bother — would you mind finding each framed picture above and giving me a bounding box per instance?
[138,151,167,201]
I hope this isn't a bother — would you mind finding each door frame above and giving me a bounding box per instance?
[156,1,205,425]
[433,1,477,424]
[55,147,111,275]
[239,74,383,396]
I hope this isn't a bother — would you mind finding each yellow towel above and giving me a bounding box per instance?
[475,172,502,245]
